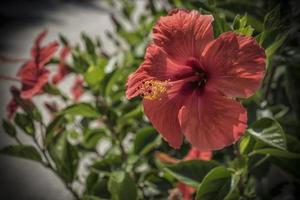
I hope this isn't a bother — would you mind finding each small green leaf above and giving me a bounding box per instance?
[59,33,69,46]
[108,171,137,200]
[134,127,159,155]
[59,103,99,118]
[14,113,35,135]
[239,134,256,155]
[233,14,254,36]
[0,145,42,162]
[252,148,300,159]
[92,155,122,172]
[82,129,106,149]
[84,65,104,86]
[81,32,96,55]
[163,160,219,187]
[104,68,125,97]
[265,32,288,57]
[247,118,286,150]
[117,105,143,127]
[85,172,111,198]
[2,119,17,137]
[196,166,232,200]
[263,5,280,30]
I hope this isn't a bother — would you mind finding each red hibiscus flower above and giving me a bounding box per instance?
[17,30,59,99]
[7,86,34,119]
[71,76,84,101]
[52,46,71,84]
[177,148,212,200]
[126,9,265,150]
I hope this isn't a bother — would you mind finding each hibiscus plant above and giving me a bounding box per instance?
[1,0,300,200]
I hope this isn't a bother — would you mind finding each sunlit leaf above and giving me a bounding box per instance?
[247,118,286,150]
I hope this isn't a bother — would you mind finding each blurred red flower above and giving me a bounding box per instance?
[17,30,59,99]
[126,9,265,150]
[52,46,71,84]
[71,76,84,101]
[7,86,34,119]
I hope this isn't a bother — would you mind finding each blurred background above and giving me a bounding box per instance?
[0,1,118,199]
[0,0,300,200]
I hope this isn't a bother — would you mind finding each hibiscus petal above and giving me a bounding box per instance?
[37,42,59,67]
[21,69,50,99]
[178,90,247,150]
[126,44,194,99]
[142,80,192,149]
[203,32,266,98]
[184,147,212,161]
[153,9,214,64]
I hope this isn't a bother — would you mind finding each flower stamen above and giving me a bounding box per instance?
[137,80,169,100]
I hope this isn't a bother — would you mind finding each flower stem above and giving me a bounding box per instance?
[0,75,20,82]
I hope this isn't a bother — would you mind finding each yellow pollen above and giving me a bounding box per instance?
[137,80,169,100]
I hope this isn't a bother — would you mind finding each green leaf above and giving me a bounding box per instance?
[104,68,125,97]
[2,119,16,137]
[44,84,63,96]
[263,5,280,30]
[251,148,300,159]
[92,155,123,172]
[163,160,219,187]
[48,131,79,182]
[212,13,231,38]
[82,129,106,149]
[108,171,137,200]
[134,127,159,155]
[85,172,111,199]
[117,105,143,127]
[59,103,99,118]
[247,118,286,150]
[45,115,65,147]
[0,145,42,162]
[14,113,35,135]
[239,134,256,155]
[81,32,96,55]
[84,65,105,86]
[59,33,69,46]
[232,14,254,36]
[196,166,232,200]
[265,32,288,57]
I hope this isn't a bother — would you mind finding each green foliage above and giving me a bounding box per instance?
[2,119,17,137]
[134,127,159,155]
[14,113,35,135]
[162,160,219,187]
[247,117,286,150]
[196,166,232,200]
[108,171,138,200]
[48,131,79,183]
[0,145,42,162]
[59,103,99,118]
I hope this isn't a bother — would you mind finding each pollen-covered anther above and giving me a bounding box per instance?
[137,80,169,100]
